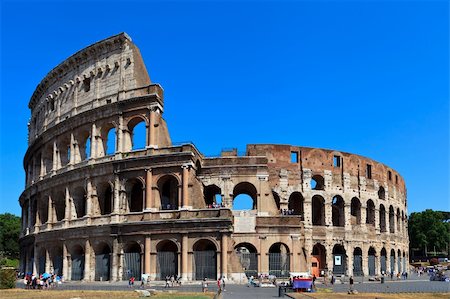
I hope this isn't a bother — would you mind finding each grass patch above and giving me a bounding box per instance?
[289,293,450,299]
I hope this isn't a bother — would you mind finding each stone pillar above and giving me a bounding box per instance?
[362,246,368,276]
[149,108,156,147]
[112,238,119,281]
[326,244,334,275]
[117,114,123,153]
[145,169,153,210]
[386,248,391,275]
[52,141,58,172]
[84,239,91,281]
[325,199,332,227]
[33,244,38,274]
[63,242,69,280]
[375,206,380,233]
[360,203,367,227]
[181,234,188,280]
[86,179,93,217]
[344,202,351,230]
[90,123,96,159]
[113,173,120,214]
[144,236,151,275]
[182,164,190,209]
[45,248,51,273]
[69,133,75,165]
[346,245,353,276]
[221,234,228,278]
[65,187,71,220]
[47,196,53,226]
[40,155,45,179]
[27,200,32,232]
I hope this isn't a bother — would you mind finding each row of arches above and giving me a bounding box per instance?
[26,116,148,185]
[311,243,407,277]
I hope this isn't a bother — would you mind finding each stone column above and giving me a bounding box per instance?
[52,141,58,172]
[45,248,51,273]
[65,187,71,220]
[90,123,96,159]
[40,156,45,179]
[113,173,121,214]
[86,179,93,217]
[84,239,91,281]
[112,238,119,281]
[145,169,153,210]
[221,234,228,278]
[325,199,332,227]
[27,200,32,232]
[344,202,351,230]
[149,108,156,147]
[326,244,334,275]
[33,244,38,275]
[63,242,69,280]
[69,133,75,165]
[362,246,368,276]
[360,203,367,227]
[181,164,190,209]
[144,236,151,275]
[386,248,391,275]
[374,206,380,233]
[47,196,53,226]
[117,114,123,153]
[346,245,353,276]
[181,234,188,280]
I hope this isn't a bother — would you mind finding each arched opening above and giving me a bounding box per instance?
[53,191,66,221]
[397,249,402,273]
[233,182,257,210]
[379,204,386,232]
[156,240,178,280]
[332,195,345,227]
[389,206,395,233]
[366,199,375,225]
[72,186,87,218]
[158,176,179,210]
[97,182,113,215]
[390,249,395,273]
[71,245,85,281]
[37,248,46,275]
[127,178,144,212]
[312,243,326,277]
[85,136,91,160]
[368,247,376,276]
[378,186,385,200]
[39,197,48,224]
[105,127,116,156]
[193,239,217,280]
[350,197,361,225]
[95,242,111,281]
[59,137,70,166]
[353,247,363,276]
[234,243,258,278]
[268,243,290,278]
[203,185,222,208]
[332,244,347,275]
[396,208,401,233]
[288,192,304,217]
[123,242,142,281]
[311,175,325,190]
[51,246,63,276]
[402,251,406,273]
[312,195,325,226]
[380,248,387,274]
[130,120,146,150]
[42,145,53,175]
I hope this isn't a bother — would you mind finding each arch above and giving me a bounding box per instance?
[158,175,179,210]
[397,249,402,273]
[203,184,222,207]
[368,247,376,276]
[312,195,325,226]
[353,247,363,276]
[58,136,71,166]
[272,191,281,210]
[123,242,142,281]
[332,195,345,227]
[127,178,144,212]
[105,126,116,156]
[156,240,179,280]
[53,191,66,221]
[269,242,290,277]
[332,244,346,275]
[38,197,49,224]
[396,208,401,233]
[288,192,304,217]
[233,182,257,210]
[389,205,395,233]
[50,245,63,276]
[366,199,375,225]
[70,244,85,281]
[37,247,46,275]
[311,175,325,190]
[193,239,217,280]
[390,249,395,273]
[312,243,326,277]
[402,251,406,273]
[350,197,361,225]
[72,186,87,218]
[379,204,386,232]
[127,117,147,151]
[42,144,53,175]
[380,248,387,274]
[235,242,258,278]
[378,186,385,200]
[97,182,113,215]
[85,136,92,160]
[95,242,111,281]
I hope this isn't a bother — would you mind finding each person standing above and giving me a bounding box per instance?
[202,278,208,293]
[348,276,354,293]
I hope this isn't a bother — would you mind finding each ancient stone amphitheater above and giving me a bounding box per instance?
[19,33,408,282]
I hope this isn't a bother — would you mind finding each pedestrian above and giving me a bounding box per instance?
[202,277,208,293]
[165,275,170,288]
[220,276,225,291]
[348,276,354,293]
[170,275,175,287]
[312,274,316,290]
[405,272,408,279]
[217,277,221,291]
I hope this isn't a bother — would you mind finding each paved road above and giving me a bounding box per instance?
[16,278,450,299]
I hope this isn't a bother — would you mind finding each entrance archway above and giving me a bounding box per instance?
[235,243,258,278]
[332,244,346,275]
[353,247,362,276]
[312,243,326,277]
[268,243,290,278]
[380,248,387,274]
[71,245,84,281]
[95,242,111,281]
[123,242,141,281]
[368,247,376,276]
[193,239,217,280]
[157,240,178,280]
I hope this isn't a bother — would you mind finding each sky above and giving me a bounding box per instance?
[0,0,448,216]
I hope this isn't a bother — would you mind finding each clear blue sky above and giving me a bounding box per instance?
[1,0,448,216]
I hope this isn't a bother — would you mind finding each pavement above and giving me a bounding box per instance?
[15,275,450,299]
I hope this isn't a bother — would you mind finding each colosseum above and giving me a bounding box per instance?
[19,33,409,282]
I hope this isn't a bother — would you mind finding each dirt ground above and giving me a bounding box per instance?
[288,292,450,299]
[0,289,214,299]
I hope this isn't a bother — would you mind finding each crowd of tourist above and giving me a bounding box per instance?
[23,273,61,289]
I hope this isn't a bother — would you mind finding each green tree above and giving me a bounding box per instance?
[0,213,21,259]
[409,209,450,257]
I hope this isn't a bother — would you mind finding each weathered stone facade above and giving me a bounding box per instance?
[19,33,408,282]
